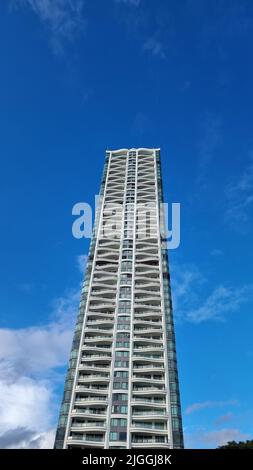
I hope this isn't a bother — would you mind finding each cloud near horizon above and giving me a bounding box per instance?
[0,283,80,448]
[185,427,249,449]
[185,399,238,415]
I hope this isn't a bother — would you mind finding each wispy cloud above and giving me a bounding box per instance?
[201,428,249,447]
[11,0,86,56]
[186,400,238,415]
[214,412,233,426]
[225,154,253,231]
[170,263,207,316]
[210,249,223,257]
[143,37,167,60]
[187,284,253,323]
[76,254,88,275]
[171,264,253,323]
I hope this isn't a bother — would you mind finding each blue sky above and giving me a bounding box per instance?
[0,0,253,448]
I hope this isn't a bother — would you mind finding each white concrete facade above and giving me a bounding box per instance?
[54,149,184,449]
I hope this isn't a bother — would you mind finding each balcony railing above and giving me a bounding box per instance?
[79,375,110,380]
[75,397,108,403]
[133,365,164,369]
[131,398,166,404]
[132,411,167,416]
[76,385,108,390]
[72,409,106,416]
[133,345,163,350]
[133,387,165,392]
[71,422,106,428]
[132,438,168,444]
[68,435,104,442]
[131,423,167,430]
[79,365,110,371]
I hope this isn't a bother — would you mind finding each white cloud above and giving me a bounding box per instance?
[0,427,56,449]
[186,284,253,323]
[185,400,238,415]
[0,378,53,437]
[0,287,80,377]
[11,0,85,56]
[0,285,80,448]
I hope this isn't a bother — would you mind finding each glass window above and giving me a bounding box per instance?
[117,333,130,339]
[172,418,181,431]
[117,325,130,331]
[109,432,127,442]
[113,381,128,390]
[114,370,129,378]
[115,351,129,357]
[112,405,128,414]
[114,361,129,368]
[112,394,128,402]
[111,418,127,427]
[116,341,129,348]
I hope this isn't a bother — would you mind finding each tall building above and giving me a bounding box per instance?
[54,148,184,449]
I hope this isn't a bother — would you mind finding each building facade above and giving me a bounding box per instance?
[54,148,184,449]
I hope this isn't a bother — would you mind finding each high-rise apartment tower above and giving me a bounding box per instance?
[54,148,184,449]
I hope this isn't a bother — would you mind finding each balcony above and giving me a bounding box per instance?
[132,377,165,386]
[131,423,167,433]
[132,357,164,365]
[133,386,166,393]
[84,326,113,337]
[134,312,162,319]
[134,327,163,333]
[82,343,112,348]
[133,364,164,371]
[76,385,108,393]
[86,320,113,325]
[134,337,163,344]
[131,436,169,446]
[133,353,164,360]
[81,355,111,362]
[79,374,110,381]
[67,434,105,444]
[132,410,168,418]
[72,409,107,417]
[79,364,111,372]
[71,422,106,430]
[84,337,113,343]
[133,345,163,351]
[75,397,108,404]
